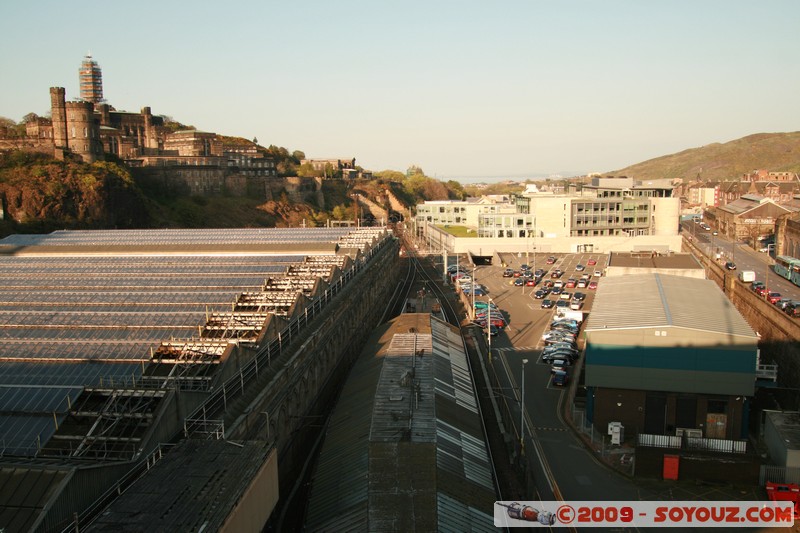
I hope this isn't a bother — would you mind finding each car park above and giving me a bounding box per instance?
[551,370,569,386]
[541,298,555,309]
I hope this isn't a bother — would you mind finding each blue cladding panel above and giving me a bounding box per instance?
[586,344,756,374]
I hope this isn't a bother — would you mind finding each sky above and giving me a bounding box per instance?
[2,1,799,181]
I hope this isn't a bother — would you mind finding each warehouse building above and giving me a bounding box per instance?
[583,273,760,441]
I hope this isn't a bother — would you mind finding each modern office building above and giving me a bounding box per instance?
[415,177,682,255]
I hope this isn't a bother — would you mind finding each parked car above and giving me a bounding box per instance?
[565,278,577,288]
[542,349,578,362]
[546,256,556,264]
[534,268,546,277]
[550,286,563,296]
[573,292,586,301]
[576,279,587,289]
[767,292,782,304]
[514,277,524,286]
[594,270,603,277]
[502,268,514,277]
[588,281,598,290]
[725,261,736,270]
[486,325,500,336]
[552,370,569,386]
[555,300,570,311]
[786,302,800,318]
[552,280,564,289]
[551,269,564,278]
[587,259,597,266]
[520,264,530,271]
[575,264,586,271]
[541,298,555,309]
[777,298,793,311]
[543,343,578,355]
[525,278,536,286]
[550,359,571,373]
[513,270,522,277]
[534,289,549,299]
[570,301,583,310]
[559,291,572,300]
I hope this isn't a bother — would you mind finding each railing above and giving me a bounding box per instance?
[637,433,747,454]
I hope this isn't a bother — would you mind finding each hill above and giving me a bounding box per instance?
[610,132,800,182]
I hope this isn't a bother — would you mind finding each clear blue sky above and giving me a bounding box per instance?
[2,1,798,180]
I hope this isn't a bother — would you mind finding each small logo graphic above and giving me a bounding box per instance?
[496,502,556,525]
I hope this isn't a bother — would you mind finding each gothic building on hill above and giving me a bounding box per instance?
[10,55,277,182]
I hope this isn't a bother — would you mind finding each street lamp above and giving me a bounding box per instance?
[487,297,494,363]
[472,264,477,320]
[520,358,528,452]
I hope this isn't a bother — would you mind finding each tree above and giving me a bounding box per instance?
[292,150,306,162]
[406,165,424,177]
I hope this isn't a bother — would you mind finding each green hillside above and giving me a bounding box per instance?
[610,132,800,182]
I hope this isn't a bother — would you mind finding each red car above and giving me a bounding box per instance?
[767,292,782,304]
[525,279,536,286]
[546,256,556,264]
[588,281,598,290]
[587,259,597,266]
[565,278,577,288]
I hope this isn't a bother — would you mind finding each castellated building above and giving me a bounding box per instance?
[9,55,278,194]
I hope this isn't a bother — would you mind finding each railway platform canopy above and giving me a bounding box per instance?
[0,226,390,533]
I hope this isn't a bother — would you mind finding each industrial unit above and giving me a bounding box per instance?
[583,273,760,441]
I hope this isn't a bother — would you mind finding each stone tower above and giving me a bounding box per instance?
[50,87,68,150]
[79,54,103,104]
[65,100,102,163]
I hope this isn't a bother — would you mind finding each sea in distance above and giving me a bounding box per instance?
[442,172,580,185]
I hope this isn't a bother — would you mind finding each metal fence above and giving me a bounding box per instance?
[637,433,747,454]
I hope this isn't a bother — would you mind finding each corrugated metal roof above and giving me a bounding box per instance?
[584,273,758,339]
[305,314,495,532]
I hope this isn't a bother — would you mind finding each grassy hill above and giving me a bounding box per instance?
[610,132,800,182]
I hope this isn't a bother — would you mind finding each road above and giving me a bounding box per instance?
[473,254,653,509]
[682,221,800,302]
